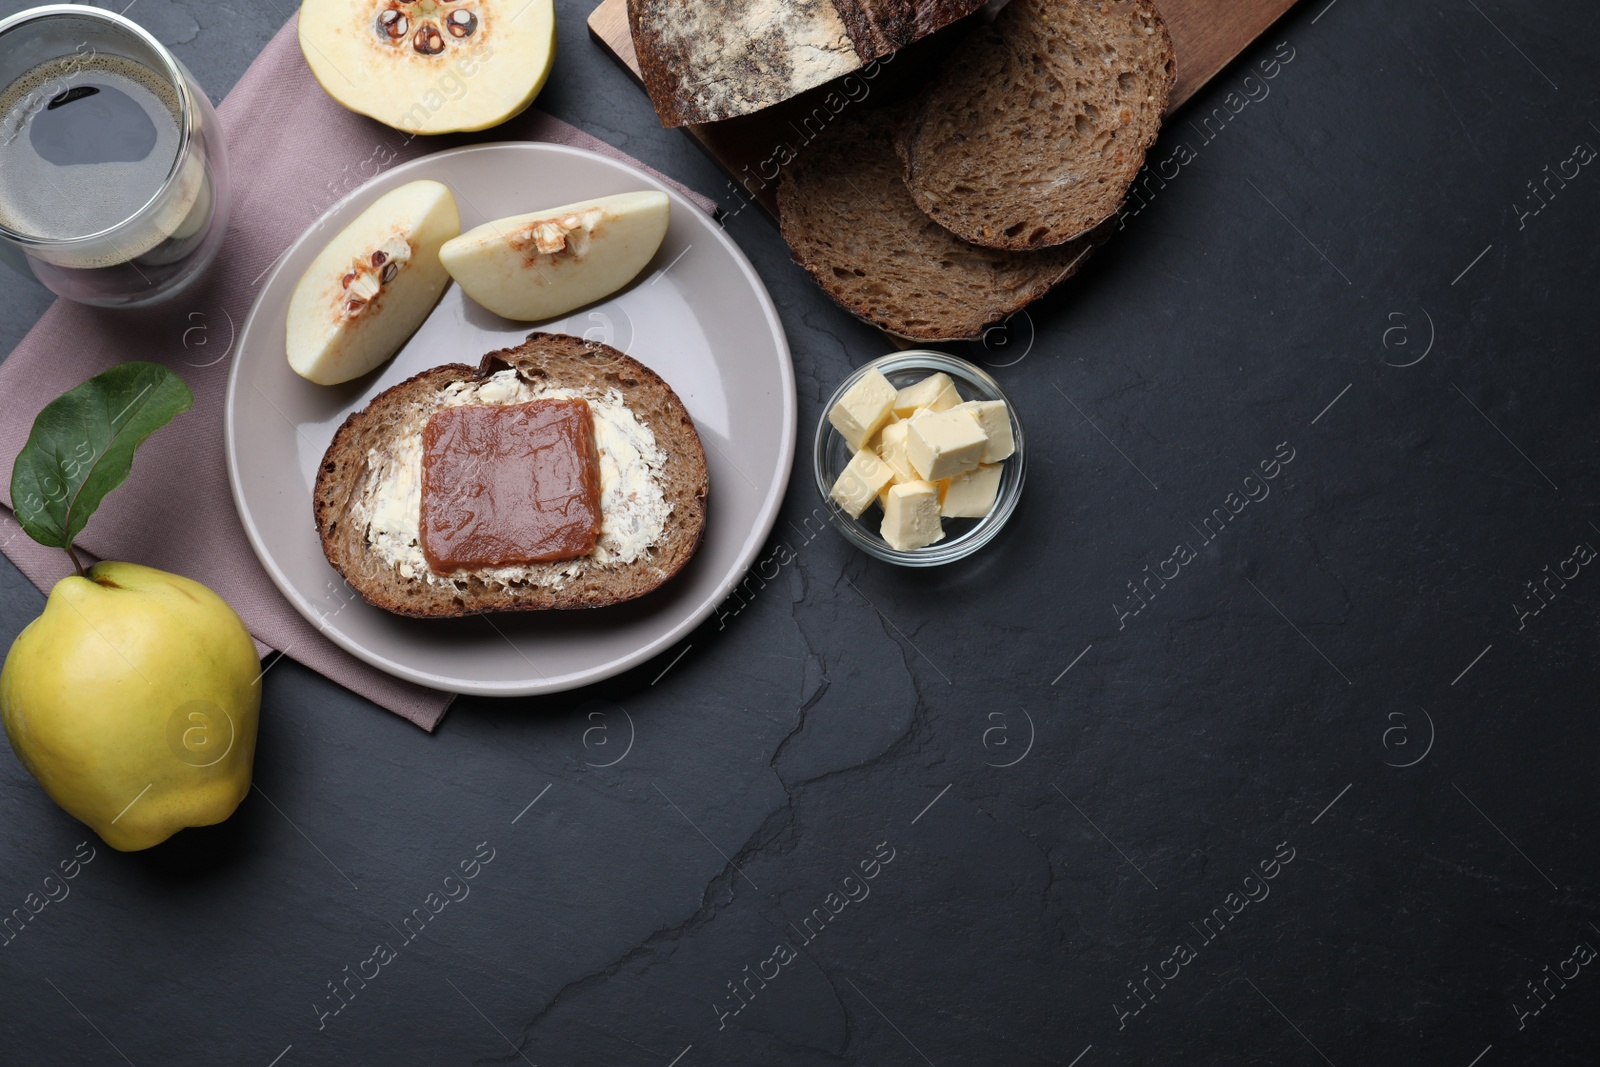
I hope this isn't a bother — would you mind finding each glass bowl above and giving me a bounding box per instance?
[813,351,1026,566]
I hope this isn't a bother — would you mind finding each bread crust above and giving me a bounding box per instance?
[628,0,859,128]
[778,104,1108,341]
[831,0,986,61]
[896,0,1176,250]
[312,334,708,618]
[627,0,984,127]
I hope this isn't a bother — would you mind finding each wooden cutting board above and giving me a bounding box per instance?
[587,0,1300,215]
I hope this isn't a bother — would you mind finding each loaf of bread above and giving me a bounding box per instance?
[833,0,993,60]
[313,333,708,617]
[779,104,1107,340]
[628,0,986,127]
[896,0,1175,249]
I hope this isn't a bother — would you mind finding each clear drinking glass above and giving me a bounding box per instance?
[0,5,230,307]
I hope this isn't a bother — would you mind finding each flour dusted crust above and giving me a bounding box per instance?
[627,0,985,126]
[313,333,708,617]
[629,0,856,128]
[832,0,989,61]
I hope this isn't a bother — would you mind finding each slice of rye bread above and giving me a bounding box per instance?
[778,103,1108,341]
[896,0,1176,250]
[627,0,986,127]
[313,333,708,618]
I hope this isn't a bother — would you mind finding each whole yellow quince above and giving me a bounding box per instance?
[0,561,260,851]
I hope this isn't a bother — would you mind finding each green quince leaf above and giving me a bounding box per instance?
[9,362,194,549]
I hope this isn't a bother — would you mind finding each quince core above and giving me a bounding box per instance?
[298,0,555,134]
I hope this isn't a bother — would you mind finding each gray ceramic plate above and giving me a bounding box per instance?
[225,143,794,696]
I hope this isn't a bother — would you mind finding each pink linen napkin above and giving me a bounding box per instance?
[0,17,716,730]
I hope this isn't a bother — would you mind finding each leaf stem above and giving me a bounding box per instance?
[63,543,85,578]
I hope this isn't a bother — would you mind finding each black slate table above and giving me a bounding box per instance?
[2,1,1598,1064]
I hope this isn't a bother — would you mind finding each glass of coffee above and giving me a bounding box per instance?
[0,5,230,307]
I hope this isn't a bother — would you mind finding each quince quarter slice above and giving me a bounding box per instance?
[298,0,555,134]
[440,191,670,321]
[286,179,460,386]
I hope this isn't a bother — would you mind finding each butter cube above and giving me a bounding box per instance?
[830,449,895,518]
[864,412,904,451]
[907,408,988,481]
[956,400,1014,462]
[876,421,916,483]
[941,463,1002,518]
[878,478,900,510]
[893,373,962,417]
[881,481,945,551]
[829,369,897,451]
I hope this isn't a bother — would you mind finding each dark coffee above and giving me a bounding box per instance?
[0,10,230,306]
[0,48,220,292]
[33,82,161,166]
[0,51,191,246]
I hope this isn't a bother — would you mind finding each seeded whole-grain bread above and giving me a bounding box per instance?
[313,333,708,618]
[627,0,986,127]
[778,104,1106,341]
[896,0,1175,250]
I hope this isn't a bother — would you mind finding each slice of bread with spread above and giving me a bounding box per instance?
[313,333,708,617]
[779,104,1106,340]
[895,0,1175,249]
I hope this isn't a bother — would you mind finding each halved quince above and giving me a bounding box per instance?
[439,191,670,321]
[287,179,460,386]
[298,0,555,134]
